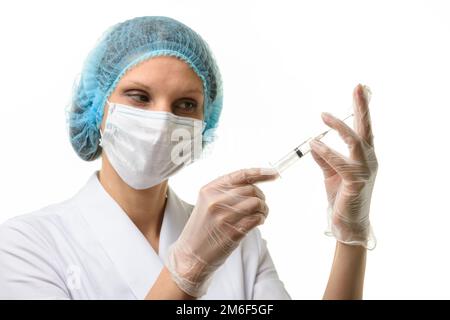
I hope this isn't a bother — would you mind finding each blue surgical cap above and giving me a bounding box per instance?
[68,16,223,161]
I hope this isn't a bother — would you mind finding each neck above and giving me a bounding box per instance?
[98,156,168,242]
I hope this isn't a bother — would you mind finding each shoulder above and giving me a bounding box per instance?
[242,227,265,254]
[1,198,74,233]
[238,228,292,299]
[233,227,266,269]
[0,197,79,257]
[0,203,75,299]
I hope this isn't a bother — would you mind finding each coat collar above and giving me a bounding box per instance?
[75,171,192,299]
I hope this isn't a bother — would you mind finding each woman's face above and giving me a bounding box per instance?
[101,56,204,132]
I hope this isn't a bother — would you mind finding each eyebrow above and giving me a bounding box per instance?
[127,80,203,94]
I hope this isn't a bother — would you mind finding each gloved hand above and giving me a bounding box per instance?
[166,168,278,297]
[309,84,378,250]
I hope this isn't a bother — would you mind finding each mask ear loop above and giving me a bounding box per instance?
[199,121,208,148]
[99,100,114,147]
[106,100,115,112]
[201,121,207,134]
[98,130,104,147]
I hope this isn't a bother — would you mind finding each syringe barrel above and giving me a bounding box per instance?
[270,111,355,176]
[270,138,313,175]
[296,137,314,156]
[270,150,300,176]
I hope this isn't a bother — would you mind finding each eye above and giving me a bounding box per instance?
[126,92,149,103]
[175,100,198,113]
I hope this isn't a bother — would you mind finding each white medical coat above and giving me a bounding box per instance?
[0,172,291,300]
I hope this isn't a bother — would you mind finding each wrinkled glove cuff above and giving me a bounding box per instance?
[325,224,376,250]
[165,241,219,298]
[325,206,377,250]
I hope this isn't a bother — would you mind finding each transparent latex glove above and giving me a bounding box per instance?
[166,168,278,297]
[309,84,378,250]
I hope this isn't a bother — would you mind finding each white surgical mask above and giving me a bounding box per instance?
[99,101,204,189]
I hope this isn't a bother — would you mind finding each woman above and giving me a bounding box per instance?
[0,16,377,299]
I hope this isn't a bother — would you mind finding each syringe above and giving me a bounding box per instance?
[270,113,354,176]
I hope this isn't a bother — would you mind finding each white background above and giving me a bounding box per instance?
[0,0,449,299]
